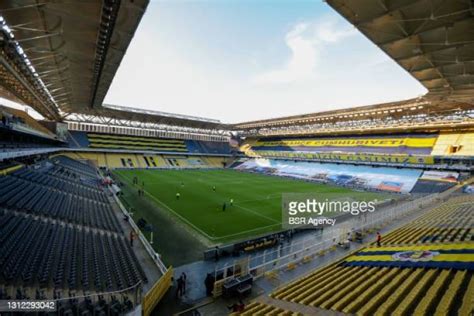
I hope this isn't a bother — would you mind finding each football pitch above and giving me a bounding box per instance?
[114,169,382,243]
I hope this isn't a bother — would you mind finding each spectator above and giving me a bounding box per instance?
[176,276,184,298]
[181,272,187,294]
[376,232,382,247]
[129,230,136,247]
[228,300,245,312]
[204,273,213,296]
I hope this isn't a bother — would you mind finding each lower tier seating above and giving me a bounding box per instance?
[263,195,474,315]
[0,210,147,291]
[0,174,122,232]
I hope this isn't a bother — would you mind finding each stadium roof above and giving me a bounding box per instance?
[65,103,226,130]
[233,0,474,131]
[1,0,473,132]
[231,97,474,130]
[326,0,474,104]
[0,0,148,120]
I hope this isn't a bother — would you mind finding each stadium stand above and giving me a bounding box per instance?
[0,105,56,138]
[0,0,473,314]
[86,133,188,152]
[187,139,232,155]
[246,195,474,315]
[0,156,149,313]
[235,158,423,193]
[68,131,232,154]
[410,180,456,194]
[240,134,459,169]
[248,134,438,155]
[229,301,301,316]
[0,108,64,160]
[60,152,228,169]
[67,131,90,148]
[252,151,435,165]
[431,133,474,157]
[0,210,146,289]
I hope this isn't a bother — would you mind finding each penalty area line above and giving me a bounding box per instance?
[233,204,280,224]
[117,173,284,242]
[213,222,282,240]
[118,173,217,241]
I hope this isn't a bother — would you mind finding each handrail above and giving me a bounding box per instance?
[111,192,168,275]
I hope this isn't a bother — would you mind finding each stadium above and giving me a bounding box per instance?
[0,0,473,315]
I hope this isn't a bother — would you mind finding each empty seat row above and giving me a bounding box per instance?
[0,210,146,292]
[266,195,474,315]
[12,168,108,202]
[52,156,98,178]
[0,175,122,232]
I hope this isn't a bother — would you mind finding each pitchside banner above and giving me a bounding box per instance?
[281,192,380,229]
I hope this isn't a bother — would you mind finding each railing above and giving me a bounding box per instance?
[213,187,458,284]
[10,122,56,139]
[111,192,168,275]
[101,169,174,315]
[0,147,61,160]
[142,268,174,316]
[0,163,23,175]
[12,281,143,314]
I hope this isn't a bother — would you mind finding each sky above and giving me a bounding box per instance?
[104,0,427,124]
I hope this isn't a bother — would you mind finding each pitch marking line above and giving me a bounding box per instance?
[118,172,283,241]
[236,193,281,204]
[233,204,280,224]
[214,223,282,240]
[119,173,215,240]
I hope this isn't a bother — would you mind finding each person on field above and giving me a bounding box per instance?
[129,230,136,247]
[212,186,216,192]
[376,232,382,247]
[230,198,234,206]
[222,202,227,212]
[176,192,180,200]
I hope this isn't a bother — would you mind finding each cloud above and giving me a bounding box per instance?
[105,6,427,124]
[252,18,356,85]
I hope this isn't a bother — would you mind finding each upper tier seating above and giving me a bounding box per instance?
[248,134,438,155]
[68,131,232,155]
[86,133,188,152]
[0,105,55,137]
[186,140,231,154]
[431,133,474,156]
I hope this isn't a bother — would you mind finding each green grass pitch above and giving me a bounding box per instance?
[114,169,382,243]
